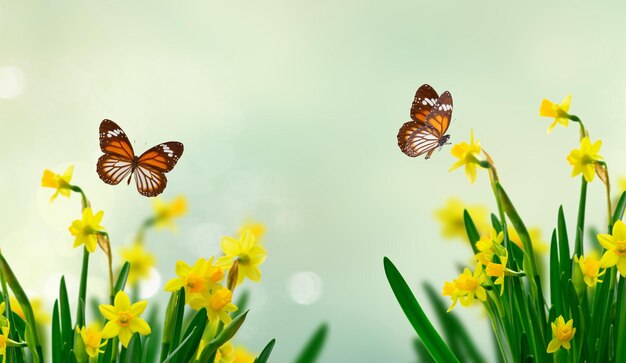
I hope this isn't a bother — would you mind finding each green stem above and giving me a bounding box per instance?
[574,178,587,256]
[76,248,89,327]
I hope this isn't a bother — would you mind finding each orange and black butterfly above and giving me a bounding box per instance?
[96,119,184,197]
[397,84,453,159]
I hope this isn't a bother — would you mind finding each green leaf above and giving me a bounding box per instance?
[557,206,572,281]
[615,276,626,362]
[383,257,460,363]
[423,283,485,363]
[613,191,626,225]
[549,230,562,316]
[254,339,276,363]
[179,307,207,362]
[168,288,186,355]
[463,210,480,254]
[144,305,161,363]
[114,262,131,295]
[160,292,177,362]
[294,323,328,363]
[161,327,198,363]
[59,276,73,361]
[198,311,249,362]
[232,290,249,319]
[52,301,62,363]
[413,339,436,363]
[124,333,143,363]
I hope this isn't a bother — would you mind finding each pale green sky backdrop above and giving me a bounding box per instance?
[1,1,626,361]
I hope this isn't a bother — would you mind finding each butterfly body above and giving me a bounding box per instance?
[397,84,453,159]
[97,119,184,197]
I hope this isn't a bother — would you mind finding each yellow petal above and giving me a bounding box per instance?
[114,291,131,311]
[130,301,148,316]
[546,339,561,353]
[99,304,117,321]
[600,251,618,268]
[221,236,240,256]
[617,258,626,277]
[539,99,556,117]
[175,260,192,277]
[100,321,120,339]
[129,317,151,335]
[612,221,626,240]
[582,164,595,182]
[118,328,133,348]
[561,95,572,112]
[597,234,615,250]
[245,266,261,282]
[240,231,255,251]
[163,278,184,292]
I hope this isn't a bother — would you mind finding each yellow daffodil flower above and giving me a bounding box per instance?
[598,220,626,276]
[214,341,235,363]
[217,231,267,285]
[574,255,605,287]
[547,316,576,353]
[507,226,549,255]
[443,264,487,311]
[567,136,603,183]
[164,258,224,310]
[69,208,106,253]
[152,196,187,231]
[41,165,74,202]
[99,291,151,348]
[485,251,508,295]
[206,287,238,324]
[435,198,489,240]
[475,228,504,265]
[449,129,482,184]
[121,243,156,285]
[79,325,105,358]
[539,95,572,133]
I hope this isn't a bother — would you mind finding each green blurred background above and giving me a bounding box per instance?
[1,1,626,361]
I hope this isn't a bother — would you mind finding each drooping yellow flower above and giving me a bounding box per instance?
[574,255,605,287]
[10,296,51,325]
[539,95,572,133]
[598,220,626,276]
[475,228,504,265]
[41,165,74,202]
[232,345,256,363]
[547,316,576,353]
[435,198,489,240]
[567,136,603,183]
[507,226,549,255]
[214,341,235,363]
[443,264,487,311]
[485,251,508,295]
[217,231,267,285]
[69,208,106,253]
[238,221,266,241]
[164,258,224,310]
[152,196,187,231]
[121,243,156,285]
[206,287,238,324]
[99,291,151,348]
[449,129,482,184]
[79,325,105,358]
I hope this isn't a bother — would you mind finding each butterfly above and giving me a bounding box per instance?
[96,119,184,197]
[397,84,453,159]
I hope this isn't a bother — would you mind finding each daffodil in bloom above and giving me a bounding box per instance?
[449,129,482,184]
[41,165,74,202]
[574,254,605,287]
[567,136,603,183]
[217,230,267,285]
[69,208,106,253]
[99,291,151,348]
[539,95,572,133]
[152,196,187,230]
[206,287,238,324]
[598,220,626,276]
[507,226,549,255]
[79,325,105,358]
[485,251,508,295]
[442,264,487,311]
[547,316,576,353]
[435,198,489,240]
[164,258,224,309]
[475,228,504,265]
[121,243,156,285]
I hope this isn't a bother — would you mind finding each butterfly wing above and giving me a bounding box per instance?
[402,125,441,158]
[134,142,184,197]
[97,119,136,185]
[410,84,439,124]
[424,91,453,137]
